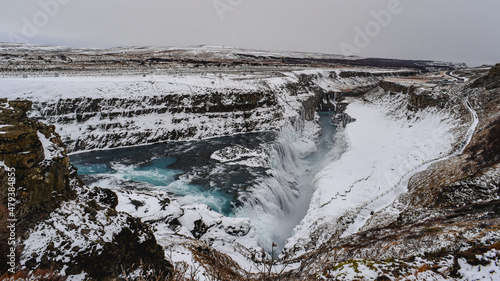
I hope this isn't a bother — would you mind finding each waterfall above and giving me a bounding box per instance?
[70,108,339,254]
[234,112,337,253]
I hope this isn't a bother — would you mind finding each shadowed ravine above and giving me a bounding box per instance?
[276,112,338,251]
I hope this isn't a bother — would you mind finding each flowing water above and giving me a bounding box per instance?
[70,132,275,216]
[70,112,337,252]
[233,112,337,252]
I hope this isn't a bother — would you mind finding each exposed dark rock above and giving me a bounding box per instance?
[71,216,171,280]
[332,112,356,127]
[0,100,173,279]
[98,187,119,209]
[339,70,417,79]
[472,63,500,89]
[192,219,209,239]
[0,99,74,233]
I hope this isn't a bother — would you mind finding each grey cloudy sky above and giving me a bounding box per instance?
[1,0,499,66]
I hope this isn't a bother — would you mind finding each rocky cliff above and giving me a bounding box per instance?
[379,76,450,109]
[0,99,73,232]
[0,100,172,280]
[34,89,280,152]
[282,65,500,280]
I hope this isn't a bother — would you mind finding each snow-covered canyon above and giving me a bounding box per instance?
[1,66,423,263]
[283,88,465,258]
[0,67,412,153]
[4,44,499,280]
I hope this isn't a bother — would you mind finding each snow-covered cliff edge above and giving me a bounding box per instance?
[0,68,412,154]
[0,100,172,280]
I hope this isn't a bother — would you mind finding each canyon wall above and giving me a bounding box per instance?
[1,68,415,153]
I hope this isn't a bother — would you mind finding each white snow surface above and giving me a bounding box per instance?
[285,90,461,255]
[0,75,260,101]
[113,189,265,273]
[458,259,500,281]
[37,131,65,161]
[210,145,269,168]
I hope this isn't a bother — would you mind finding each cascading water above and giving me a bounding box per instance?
[234,112,337,252]
[70,113,338,254]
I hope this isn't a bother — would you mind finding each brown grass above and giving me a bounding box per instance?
[0,268,66,281]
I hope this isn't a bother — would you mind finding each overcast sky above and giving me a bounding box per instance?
[1,0,499,66]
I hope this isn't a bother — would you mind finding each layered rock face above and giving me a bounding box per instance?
[0,101,172,280]
[34,88,280,152]
[379,77,450,109]
[0,68,415,154]
[0,99,73,231]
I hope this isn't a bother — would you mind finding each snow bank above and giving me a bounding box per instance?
[210,145,269,168]
[286,90,461,255]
